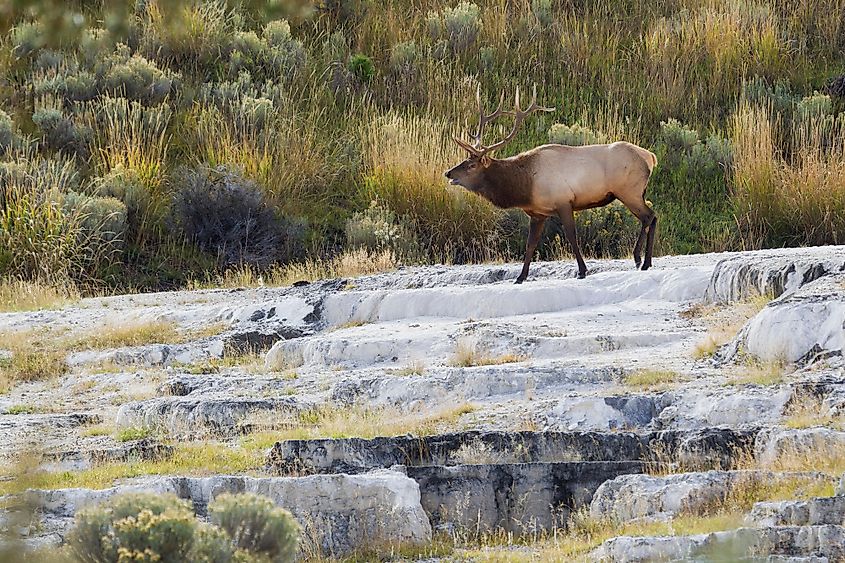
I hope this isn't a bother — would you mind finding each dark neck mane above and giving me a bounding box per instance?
[477,157,534,209]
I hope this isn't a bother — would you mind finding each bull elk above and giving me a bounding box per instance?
[445,85,658,283]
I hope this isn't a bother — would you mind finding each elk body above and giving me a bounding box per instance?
[445,86,658,283]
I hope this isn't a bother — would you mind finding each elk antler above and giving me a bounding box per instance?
[454,84,555,158]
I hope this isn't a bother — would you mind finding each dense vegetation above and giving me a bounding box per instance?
[0,0,843,294]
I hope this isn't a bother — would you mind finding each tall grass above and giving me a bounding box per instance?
[362,110,504,262]
[733,98,845,247]
[0,0,843,292]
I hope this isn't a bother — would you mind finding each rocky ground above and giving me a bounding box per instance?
[1,246,845,561]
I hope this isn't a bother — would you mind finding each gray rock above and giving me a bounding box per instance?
[755,428,845,468]
[590,470,830,522]
[17,471,430,556]
[718,273,845,365]
[703,246,845,304]
[266,429,756,475]
[406,461,643,534]
[116,396,310,437]
[748,496,845,527]
[592,525,845,562]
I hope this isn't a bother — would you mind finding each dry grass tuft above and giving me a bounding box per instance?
[0,278,79,313]
[450,339,527,368]
[0,330,69,393]
[391,360,426,376]
[784,395,845,430]
[692,293,772,358]
[724,358,785,386]
[623,369,685,391]
[73,319,182,350]
[188,248,398,290]
[0,442,262,495]
[240,402,477,448]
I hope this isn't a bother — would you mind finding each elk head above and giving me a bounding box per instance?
[445,84,554,191]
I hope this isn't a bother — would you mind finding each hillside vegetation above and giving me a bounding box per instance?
[0,0,843,295]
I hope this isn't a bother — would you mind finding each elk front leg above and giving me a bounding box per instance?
[516,215,546,284]
[558,205,587,279]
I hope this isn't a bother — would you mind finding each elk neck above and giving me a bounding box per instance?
[476,156,535,210]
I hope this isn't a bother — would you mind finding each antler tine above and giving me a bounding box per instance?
[479,83,555,156]
[472,89,508,147]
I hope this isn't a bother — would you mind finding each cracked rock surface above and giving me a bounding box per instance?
[2,245,845,559]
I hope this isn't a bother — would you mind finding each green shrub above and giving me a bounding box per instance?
[431,1,481,54]
[531,0,554,26]
[548,123,607,146]
[389,41,419,74]
[79,27,114,67]
[0,157,101,282]
[137,0,234,74]
[262,19,306,77]
[208,492,300,563]
[93,165,153,239]
[32,60,98,102]
[345,200,422,262]
[173,166,306,268]
[62,191,127,255]
[797,93,833,120]
[67,492,234,563]
[348,54,375,84]
[97,44,179,105]
[573,201,640,258]
[32,107,91,157]
[10,21,44,58]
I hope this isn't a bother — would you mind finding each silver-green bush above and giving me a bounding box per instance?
[548,123,607,146]
[208,492,300,563]
[67,493,234,563]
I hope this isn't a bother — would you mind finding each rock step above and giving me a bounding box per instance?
[40,439,173,472]
[266,429,757,475]
[749,496,845,528]
[407,461,643,534]
[590,470,834,523]
[14,471,430,556]
[116,396,312,437]
[592,525,845,562]
[704,245,845,304]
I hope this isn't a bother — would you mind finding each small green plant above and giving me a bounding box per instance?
[623,369,683,390]
[209,492,300,562]
[116,426,153,442]
[347,53,375,84]
[6,405,38,415]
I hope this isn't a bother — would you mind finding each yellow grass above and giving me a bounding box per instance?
[623,369,684,390]
[691,293,772,358]
[724,359,785,386]
[784,394,845,430]
[188,248,398,290]
[0,443,262,495]
[72,319,182,350]
[450,339,528,368]
[0,278,79,312]
[240,403,477,450]
[0,329,69,393]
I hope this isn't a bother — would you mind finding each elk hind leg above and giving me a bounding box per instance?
[620,196,656,270]
[558,205,587,279]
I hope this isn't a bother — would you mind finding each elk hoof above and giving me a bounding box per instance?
[641,263,651,271]
[577,271,586,279]
[634,260,642,269]
[514,277,525,285]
